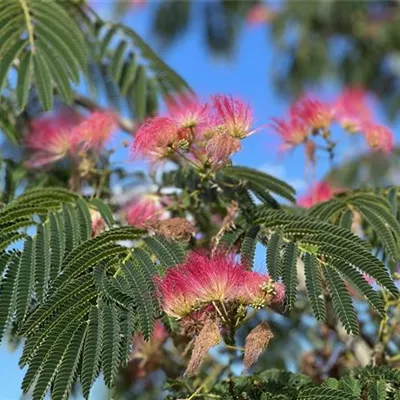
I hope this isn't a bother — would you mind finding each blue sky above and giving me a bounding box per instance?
[1,2,399,399]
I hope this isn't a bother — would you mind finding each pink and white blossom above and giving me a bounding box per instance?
[361,121,394,153]
[333,87,372,132]
[298,181,335,208]
[25,109,82,167]
[126,194,166,228]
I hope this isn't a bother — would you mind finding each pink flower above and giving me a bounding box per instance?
[211,95,253,139]
[155,265,200,319]
[361,121,394,153]
[130,320,167,379]
[24,109,82,167]
[126,194,165,227]
[132,117,185,162]
[271,113,309,149]
[155,252,247,318]
[238,271,285,308]
[130,0,147,9]
[131,320,167,358]
[90,210,105,237]
[203,132,241,170]
[166,94,210,130]
[298,181,335,208]
[155,251,285,319]
[71,111,115,153]
[246,4,274,25]
[292,96,334,131]
[333,87,372,132]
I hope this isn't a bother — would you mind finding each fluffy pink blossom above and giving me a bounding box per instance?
[204,132,241,170]
[130,320,167,378]
[132,94,255,164]
[155,252,246,319]
[90,209,105,237]
[130,0,147,9]
[238,271,285,308]
[155,251,285,319]
[292,96,334,131]
[298,181,335,208]
[167,94,210,130]
[126,194,165,228]
[333,87,372,132]
[246,4,274,25]
[155,266,199,319]
[211,95,253,139]
[271,113,309,149]
[24,109,82,167]
[361,121,394,153]
[71,111,115,153]
[132,117,184,161]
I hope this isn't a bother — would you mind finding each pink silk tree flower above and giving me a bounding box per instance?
[24,109,82,167]
[298,181,335,208]
[270,114,310,150]
[90,209,105,237]
[246,4,275,25]
[155,265,200,319]
[126,194,165,228]
[361,121,394,153]
[71,111,115,153]
[238,271,285,308]
[183,252,248,303]
[292,96,334,131]
[333,87,372,132]
[211,95,254,139]
[130,0,147,9]
[155,252,248,319]
[129,319,167,379]
[166,93,210,130]
[132,117,184,162]
[203,132,242,171]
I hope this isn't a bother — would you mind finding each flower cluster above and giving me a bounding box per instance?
[271,87,394,154]
[246,4,276,25]
[129,320,168,379]
[298,181,336,208]
[125,194,166,228]
[132,94,253,170]
[155,251,285,320]
[25,109,115,167]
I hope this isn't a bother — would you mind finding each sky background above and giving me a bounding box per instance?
[1,2,399,399]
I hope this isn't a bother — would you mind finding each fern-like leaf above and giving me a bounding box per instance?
[323,266,359,335]
[303,254,326,321]
[0,253,19,343]
[15,237,35,324]
[240,225,260,268]
[122,261,155,339]
[81,306,103,399]
[0,0,87,110]
[101,301,121,387]
[144,235,186,268]
[299,386,359,400]
[34,222,50,302]
[267,233,282,280]
[282,242,298,311]
[221,166,296,203]
[330,259,385,317]
[51,324,86,400]
[32,323,85,400]
[76,199,92,242]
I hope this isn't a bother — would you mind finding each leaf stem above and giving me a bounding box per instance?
[20,0,35,53]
